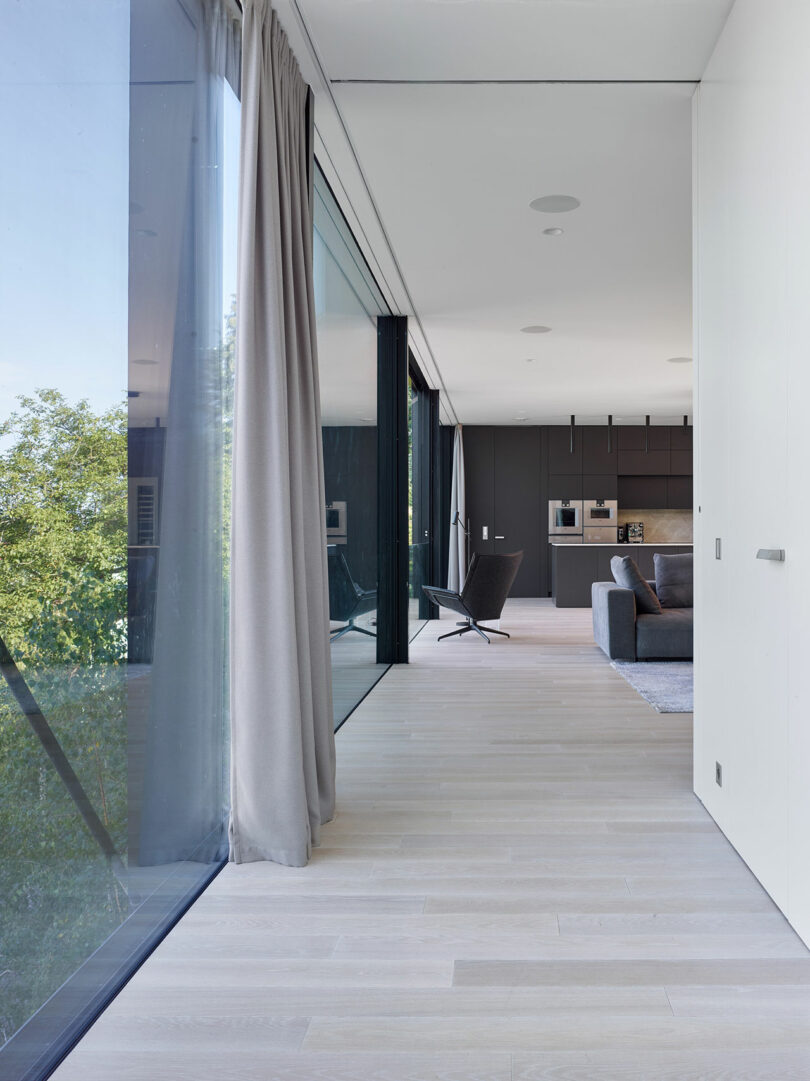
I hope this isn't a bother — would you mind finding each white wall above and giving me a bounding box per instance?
[694,0,810,942]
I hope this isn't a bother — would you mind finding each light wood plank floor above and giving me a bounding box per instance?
[53,600,810,1081]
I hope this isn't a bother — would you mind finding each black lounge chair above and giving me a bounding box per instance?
[422,551,523,643]
[327,544,377,641]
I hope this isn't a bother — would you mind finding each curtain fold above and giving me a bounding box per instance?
[229,0,335,866]
[447,424,466,592]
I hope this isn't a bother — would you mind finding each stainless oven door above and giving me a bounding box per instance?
[548,500,583,535]
[583,499,617,526]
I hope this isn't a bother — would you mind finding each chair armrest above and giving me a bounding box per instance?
[592,582,637,660]
[421,585,469,619]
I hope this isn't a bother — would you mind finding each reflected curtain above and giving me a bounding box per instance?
[448,424,466,592]
[229,0,335,866]
[138,0,241,866]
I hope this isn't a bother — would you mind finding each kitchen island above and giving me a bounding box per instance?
[551,542,693,608]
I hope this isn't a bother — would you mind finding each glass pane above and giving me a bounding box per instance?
[0,1,238,1072]
[408,376,429,640]
[314,166,389,728]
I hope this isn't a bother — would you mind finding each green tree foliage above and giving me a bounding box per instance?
[0,390,127,1046]
[0,389,127,668]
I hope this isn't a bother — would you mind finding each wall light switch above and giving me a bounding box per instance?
[482,525,489,541]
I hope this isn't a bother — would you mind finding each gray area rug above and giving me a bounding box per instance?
[611,660,694,713]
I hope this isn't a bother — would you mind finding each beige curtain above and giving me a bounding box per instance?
[229,0,335,866]
[447,424,466,591]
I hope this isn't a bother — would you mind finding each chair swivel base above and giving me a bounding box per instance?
[330,618,376,642]
[438,619,510,644]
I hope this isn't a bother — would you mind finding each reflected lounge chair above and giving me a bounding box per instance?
[421,551,523,643]
[327,544,377,641]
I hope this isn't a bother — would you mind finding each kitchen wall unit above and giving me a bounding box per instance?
[463,423,692,597]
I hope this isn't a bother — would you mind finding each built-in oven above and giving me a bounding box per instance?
[548,499,583,537]
[325,500,347,544]
[583,499,618,527]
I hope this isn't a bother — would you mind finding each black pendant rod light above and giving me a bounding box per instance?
[570,414,575,454]
[607,414,613,453]
[645,414,650,453]
[683,414,689,428]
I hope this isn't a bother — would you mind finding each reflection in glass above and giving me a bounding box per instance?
[0,0,238,1072]
[408,374,430,640]
[314,167,389,728]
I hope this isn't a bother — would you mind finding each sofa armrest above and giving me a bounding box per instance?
[592,582,637,660]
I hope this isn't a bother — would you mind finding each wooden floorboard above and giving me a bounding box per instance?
[52,599,810,1080]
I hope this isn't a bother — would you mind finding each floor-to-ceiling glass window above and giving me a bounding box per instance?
[314,167,390,728]
[408,361,439,641]
[0,2,238,1074]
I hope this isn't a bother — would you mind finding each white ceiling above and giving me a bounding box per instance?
[334,81,694,423]
[299,0,735,83]
[275,0,736,424]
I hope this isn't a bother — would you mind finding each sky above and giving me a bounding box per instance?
[0,0,240,438]
[0,0,131,421]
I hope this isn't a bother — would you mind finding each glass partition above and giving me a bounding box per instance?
[408,375,430,640]
[0,1,238,1074]
[314,166,390,728]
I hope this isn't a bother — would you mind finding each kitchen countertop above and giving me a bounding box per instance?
[549,542,693,547]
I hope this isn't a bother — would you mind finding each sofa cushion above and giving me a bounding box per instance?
[654,552,693,608]
[636,608,693,659]
[610,555,662,615]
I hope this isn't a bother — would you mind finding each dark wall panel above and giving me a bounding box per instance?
[463,426,495,558]
[493,427,541,597]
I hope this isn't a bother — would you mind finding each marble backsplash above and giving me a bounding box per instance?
[618,509,694,543]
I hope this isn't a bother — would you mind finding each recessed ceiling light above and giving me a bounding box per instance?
[135,228,157,237]
[543,228,564,237]
[530,195,581,214]
[133,358,158,366]
[666,356,692,364]
[525,358,535,363]
[521,325,551,334]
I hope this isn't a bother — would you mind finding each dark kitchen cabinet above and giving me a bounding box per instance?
[582,425,618,475]
[548,473,583,499]
[617,425,670,451]
[618,475,668,509]
[547,424,582,474]
[667,476,694,509]
[670,425,693,450]
[670,425,693,475]
[618,449,671,475]
[582,474,618,500]
[670,450,693,475]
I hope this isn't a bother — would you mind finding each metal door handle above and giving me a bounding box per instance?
[756,548,785,561]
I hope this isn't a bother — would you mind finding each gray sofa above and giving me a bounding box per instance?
[592,579,693,660]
